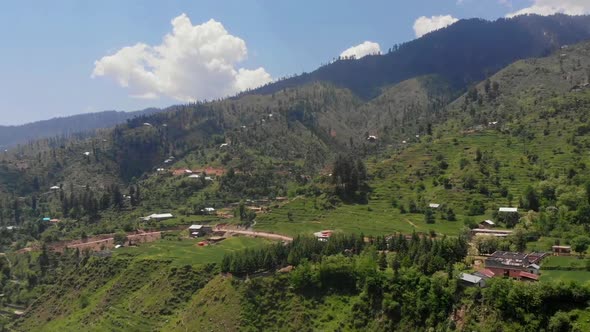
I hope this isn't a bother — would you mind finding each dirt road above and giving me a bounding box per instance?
[215,226,293,242]
[53,231,162,252]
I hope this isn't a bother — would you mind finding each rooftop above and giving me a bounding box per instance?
[486,251,546,269]
[519,271,539,281]
[459,273,483,284]
[499,207,518,212]
[474,269,495,278]
[552,245,571,249]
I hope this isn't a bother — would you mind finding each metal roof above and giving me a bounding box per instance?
[459,273,483,284]
[519,271,539,281]
[474,269,495,278]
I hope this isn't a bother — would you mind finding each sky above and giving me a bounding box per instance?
[0,0,589,125]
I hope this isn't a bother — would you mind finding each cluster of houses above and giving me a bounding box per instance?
[460,250,548,287]
[468,207,521,237]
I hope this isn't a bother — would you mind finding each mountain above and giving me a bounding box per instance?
[247,14,590,99]
[0,108,162,149]
[6,17,590,332]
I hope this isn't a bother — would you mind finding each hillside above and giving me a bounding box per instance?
[253,41,590,237]
[0,108,162,149]
[6,25,590,332]
[247,14,590,99]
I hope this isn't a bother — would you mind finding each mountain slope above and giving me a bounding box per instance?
[0,108,162,149]
[9,24,590,332]
[247,14,590,99]
[253,41,590,237]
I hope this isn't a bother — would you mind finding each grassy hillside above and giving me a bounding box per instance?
[7,34,590,332]
[10,236,269,332]
[254,41,590,243]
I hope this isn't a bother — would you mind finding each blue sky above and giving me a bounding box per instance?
[0,0,586,125]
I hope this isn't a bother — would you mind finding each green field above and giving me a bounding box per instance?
[526,237,559,252]
[255,193,467,237]
[543,255,589,269]
[540,270,590,283]
[114,236,271,266]
[540,255,590,283]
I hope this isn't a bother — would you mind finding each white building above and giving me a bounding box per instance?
[141,213,174,221]
[498,207,518,213]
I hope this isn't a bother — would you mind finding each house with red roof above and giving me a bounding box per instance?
[484,251,547,281]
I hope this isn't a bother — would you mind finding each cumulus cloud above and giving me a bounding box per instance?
[92,14,272,102]
[507,0,590,17]
[413,15,459,38]
[339,41,381,59]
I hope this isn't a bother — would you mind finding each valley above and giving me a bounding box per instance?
[2,13,590,332]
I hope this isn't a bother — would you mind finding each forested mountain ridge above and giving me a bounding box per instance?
[247,14,590,99]
[0,108,162,149]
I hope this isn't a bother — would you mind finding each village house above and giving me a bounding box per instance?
[498,207,518,213]
[314,230,333,242]
[141,213,174,221]
[473,268,496,280]
[172,169,189,176]
[201,207,216,215]
[459,273,486,287]
[471,228,513,237]
[188,224,212,238]
[552,245,572,256]
[479,219,495,228]
[484,251,547,281]
[428,203,441,209]
[192,167,226,177]
[247,206,265,213]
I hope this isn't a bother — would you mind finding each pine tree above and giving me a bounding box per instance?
[378,252,387,271]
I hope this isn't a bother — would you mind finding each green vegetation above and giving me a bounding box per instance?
[114,236,271,267]
[6,21,590,332]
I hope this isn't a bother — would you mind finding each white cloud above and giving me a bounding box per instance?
[339,41,381,59]
[413,15,459,38]
[507,0,590,17]
[92,14,272,102]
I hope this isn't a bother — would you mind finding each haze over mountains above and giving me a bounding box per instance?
[0,108,161,148]
[3,14,590,149]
